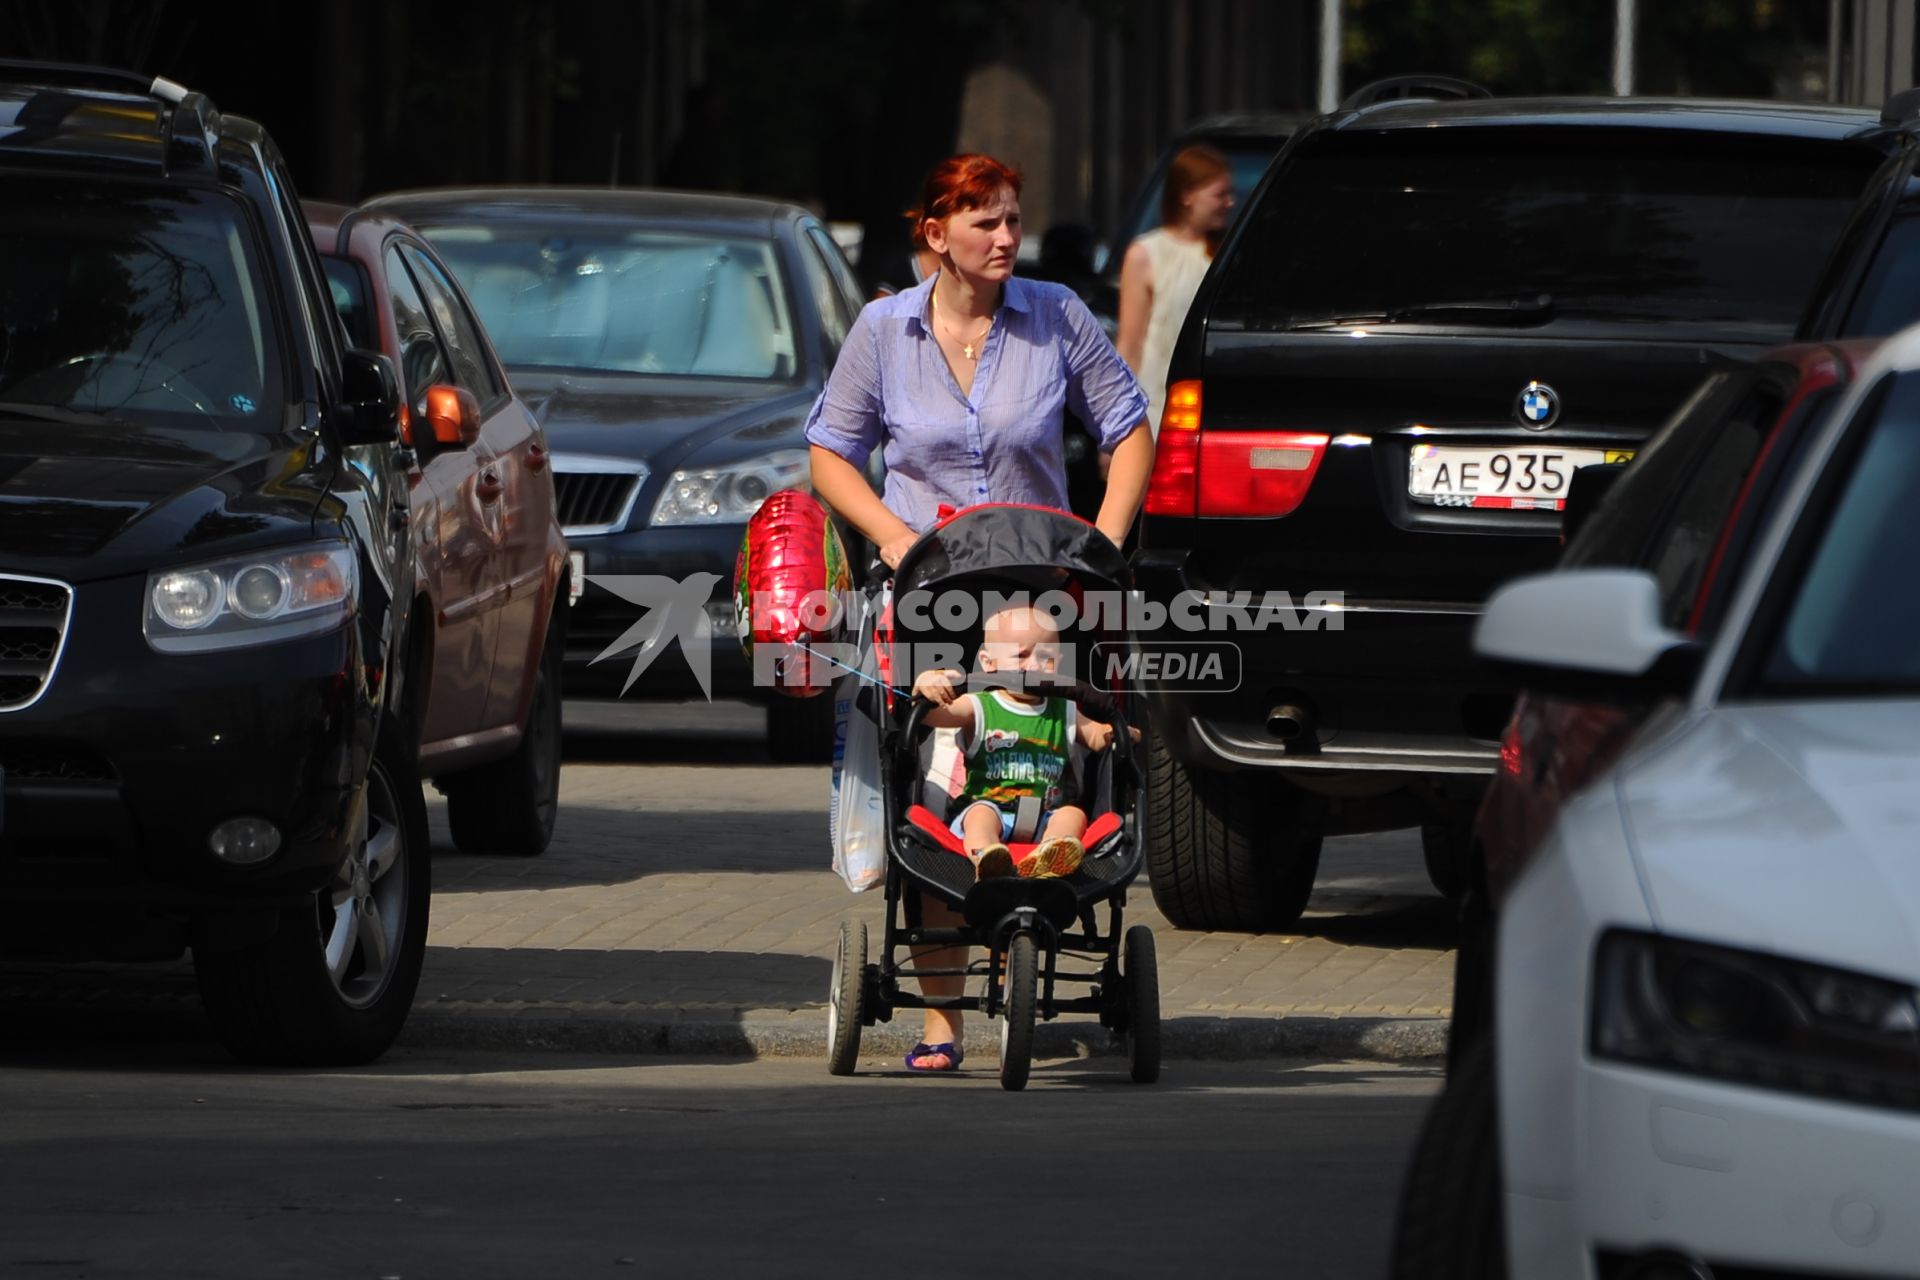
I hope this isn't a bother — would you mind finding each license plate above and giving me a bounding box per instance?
[1407,445,1634,510]
[568,550,586,606]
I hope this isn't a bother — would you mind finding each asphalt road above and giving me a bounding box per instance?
[0,1048,1439,1280]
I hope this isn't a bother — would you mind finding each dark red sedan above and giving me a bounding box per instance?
[308,201,570,855]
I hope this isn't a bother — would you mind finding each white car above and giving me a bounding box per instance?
[1393,324,1920,1279]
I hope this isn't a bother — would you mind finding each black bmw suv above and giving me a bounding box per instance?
[1136,84,1920,931]
[0,63,425,1062]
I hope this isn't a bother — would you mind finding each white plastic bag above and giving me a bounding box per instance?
[828,588,887,893]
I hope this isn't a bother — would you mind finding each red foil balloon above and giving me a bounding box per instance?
[734,490,850,698]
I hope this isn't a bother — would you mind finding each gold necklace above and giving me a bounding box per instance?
[932,290,993,360]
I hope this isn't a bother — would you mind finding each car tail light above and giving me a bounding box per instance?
[1500,721,1524,776]
[1143,380,1328,518]
[1144,380,1202,515]
[1198,431,1328,517]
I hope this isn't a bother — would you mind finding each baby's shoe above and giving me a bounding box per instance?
[1019,837,1084,879]
[973,844,1015,880]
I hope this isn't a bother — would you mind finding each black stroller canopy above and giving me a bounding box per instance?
[893,504,1130,597]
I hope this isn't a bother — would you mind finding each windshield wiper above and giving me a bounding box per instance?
[0,401,122,426]
[1286,293,1556,330]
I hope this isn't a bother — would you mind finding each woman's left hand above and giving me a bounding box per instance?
[879,533,917,570]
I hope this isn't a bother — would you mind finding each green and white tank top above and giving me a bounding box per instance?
[960,691,1077,809]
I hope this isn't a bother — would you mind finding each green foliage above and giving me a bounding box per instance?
[1342,0,1829,99]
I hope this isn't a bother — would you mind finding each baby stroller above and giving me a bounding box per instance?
[825,503,1160,1091]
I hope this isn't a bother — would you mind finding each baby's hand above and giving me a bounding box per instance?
[1081,721,1144,752]
[913,668,965,706]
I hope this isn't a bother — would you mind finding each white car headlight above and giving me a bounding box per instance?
[649,449,809,526]
[145,545,357,653]
[1592,929,1920,1111]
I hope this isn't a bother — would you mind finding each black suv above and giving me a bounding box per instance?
[1135,83,1920,931]
[0,63,425,1062]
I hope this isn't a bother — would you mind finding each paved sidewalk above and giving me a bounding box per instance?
[1,702,1458,1063]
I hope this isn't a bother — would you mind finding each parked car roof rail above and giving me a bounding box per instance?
[1881,85,1920,127]
[163,89,221,176]
[0,58,187,103]
[1338,74,1492,114]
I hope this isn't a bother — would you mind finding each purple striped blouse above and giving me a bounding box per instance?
[803,274,1149,532]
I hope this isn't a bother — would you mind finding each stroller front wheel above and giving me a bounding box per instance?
[998,931,1039,1092]
[1123,925,1162,1084]
[827,919,867,1076]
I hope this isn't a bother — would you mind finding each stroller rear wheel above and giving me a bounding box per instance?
[1123,925,1162,1084]
[827,920,867,1076]
[998,931,1039,1092]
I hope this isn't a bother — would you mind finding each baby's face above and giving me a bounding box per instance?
[979,607,1061,676]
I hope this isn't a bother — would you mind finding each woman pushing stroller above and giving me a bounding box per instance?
[806,152,1154,1075]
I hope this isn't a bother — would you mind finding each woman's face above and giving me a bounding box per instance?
[928,186,1022,283]
[1183,175,1235,234]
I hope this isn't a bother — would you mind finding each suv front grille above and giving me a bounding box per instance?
[552,464,646,536]
[0,577,71,712]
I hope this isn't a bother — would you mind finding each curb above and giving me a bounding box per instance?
[399,1005,1450,1063]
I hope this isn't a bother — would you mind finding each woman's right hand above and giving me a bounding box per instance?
[879,534,917,570]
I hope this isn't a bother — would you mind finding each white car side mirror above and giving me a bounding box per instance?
[1476,569,1700,694]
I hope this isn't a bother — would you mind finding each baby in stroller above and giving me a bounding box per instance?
[910,602,1138,882]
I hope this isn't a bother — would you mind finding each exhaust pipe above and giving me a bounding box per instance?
[1620,1252,1713,1280]
[1266,704,1313,742]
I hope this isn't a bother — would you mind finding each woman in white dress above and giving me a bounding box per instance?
[1116,144,1236,439]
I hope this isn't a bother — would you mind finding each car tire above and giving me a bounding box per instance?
[1143,732,1323,932]
[1446,890,1495,1074]
[195,730,431,1066]
[767,692,834,764]
[1421,820,1476,900]
[1389,1039,1506,1279]
[444,631,563,856]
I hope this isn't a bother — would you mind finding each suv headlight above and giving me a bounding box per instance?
[144,545,357,653]
[1592,930,1920,1110]
[649,449,809,526]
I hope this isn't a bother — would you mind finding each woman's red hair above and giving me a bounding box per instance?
[907,153,1023,248]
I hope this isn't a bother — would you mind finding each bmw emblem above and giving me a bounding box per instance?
[1515,381,1559,430]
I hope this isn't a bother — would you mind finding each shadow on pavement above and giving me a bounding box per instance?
[0,946,832,1073]
[415,945,829,1008]
[562,727,785,767]
[1293,893,1459,953]
[559,698,832,768]
[427,804,832,886]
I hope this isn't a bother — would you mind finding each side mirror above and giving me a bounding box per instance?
[337,350,402,445]
[1475,569,1701,701]
[1561,460,1629,547]
[421,384,482,449]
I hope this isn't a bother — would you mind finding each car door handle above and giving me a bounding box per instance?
[525,443,549,473]
[477,469,503,502]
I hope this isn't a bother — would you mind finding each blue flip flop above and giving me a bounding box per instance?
[905,1042,964,1073]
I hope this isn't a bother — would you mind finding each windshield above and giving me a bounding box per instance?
[416,223,800,381]
[0,183,283,428]
[1758,371,1920,694]
[1216,130,1879,340]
